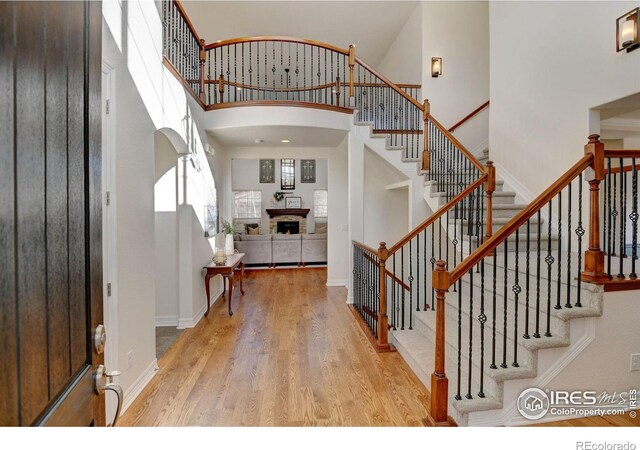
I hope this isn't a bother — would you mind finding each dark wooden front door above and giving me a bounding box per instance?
[0,1,104,426]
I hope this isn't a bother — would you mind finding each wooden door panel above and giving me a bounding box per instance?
[0,1,19,427]
[0,1,103,426]
[45,0,72,397]
[15,1,49,426]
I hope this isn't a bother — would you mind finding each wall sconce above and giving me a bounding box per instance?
[617,7,639,52]
[431,57,442,77]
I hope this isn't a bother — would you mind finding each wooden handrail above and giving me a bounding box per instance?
[603,149,640,158]
[448,101,490,133]
[163,57,206,109]
[205,101,354,114]
[372,129,423,135]
[352,240,379,256]
[354,57,424,111]
[607,163,640,174]
[204,36,350,55]
[174,0,204,47]
[427,113,486,172]
[204,79,421,94]
[387,174,488,255]
[447,154,593,285]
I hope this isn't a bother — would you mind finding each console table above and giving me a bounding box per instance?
[203,253,245,316]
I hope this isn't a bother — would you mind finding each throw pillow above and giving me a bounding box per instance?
[247,226,260,235]
[245,223,260,234]
[315,223,327,234]
[233,222,246,235]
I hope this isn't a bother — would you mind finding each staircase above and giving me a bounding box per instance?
[161,9,640,425]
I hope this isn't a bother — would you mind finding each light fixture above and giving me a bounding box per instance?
[431,57,442,78]
[280,139,291,143]
[617,7,639,53]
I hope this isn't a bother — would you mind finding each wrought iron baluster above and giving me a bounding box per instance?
[490,250,497,369]
[467,266,474,400]
[619,158,626,279]
[478,259,486,398]
[455,276,462,401]
[401,246,405,330]
[632,160,639,280]
[545,201,554,337]
[576,174,584,307]
[524,220,531,339]
[555,191,562,310]
[501,240,508,369]
[512,228,520,367]
[409,240,413,330]
[566,182,573,308]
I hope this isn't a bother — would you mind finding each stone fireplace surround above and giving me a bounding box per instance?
[266,209,310,234]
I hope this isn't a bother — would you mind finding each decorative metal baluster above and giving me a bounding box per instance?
[632,160,639,280]
[501,240,508,369]
[392,253,397,329]
[576,173,585,307]
[490,250,498,369]
[423,228,428,311]
[478,258,486,398]
[613,160,618,257]
[619,158,626,279]
[545,200,554,337]
[272,43,276,100]
[431,226,435,310]
[607,158,612,276]
[565,182,573,308]
[416,234,420,312]
[524,220,531,339]
[455,276,462,401]
[409,240,413,330]
[512,229,520,367]
[555,191,562,310]
[467,266,474,400]
[401,246,405,330]
[534,210,542,338]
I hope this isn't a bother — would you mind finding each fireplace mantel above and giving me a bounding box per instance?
[266,208,310,218]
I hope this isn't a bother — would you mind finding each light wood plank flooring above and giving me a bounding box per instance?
[119,268,431,426]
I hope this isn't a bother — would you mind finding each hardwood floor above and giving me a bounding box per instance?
[119,268,431,426]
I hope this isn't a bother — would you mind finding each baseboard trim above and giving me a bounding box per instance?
[120,358,159,415]
[177,286,223,329]
[493,160,535,204]
[326,279,348,287]
[470,138,488,159]
[155,315,179,327]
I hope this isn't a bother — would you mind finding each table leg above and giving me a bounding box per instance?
[227,272,234,316]
[204,274,212,317]
[240,262,245,295]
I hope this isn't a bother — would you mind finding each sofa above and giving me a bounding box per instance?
[301,233,327,265]
[235,234,272,265]
[233,233,327,267]
[272,234,302,265]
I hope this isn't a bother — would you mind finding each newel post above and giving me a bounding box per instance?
[198,39,206,103]
[484,161,496,241]
[348,44,356,108]
[422,99,431,172]
[426,260,451,426]
[582,134,610,283]
[377,242,391,352]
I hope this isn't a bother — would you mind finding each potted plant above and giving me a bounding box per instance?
[220,218,235,256]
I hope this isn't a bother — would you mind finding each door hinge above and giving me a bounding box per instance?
[106,99,110,115]
[106,191,111,206]
[107,283,112,297]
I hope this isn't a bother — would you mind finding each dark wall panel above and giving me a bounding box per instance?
[15,2,49,425]
[0,1,19,427]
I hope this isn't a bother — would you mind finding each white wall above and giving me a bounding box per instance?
[376,2,423,84]
[422,1,489,153]
[231,158,328,233]
[102,0,219,407]
[363,148,410,247]
[215,142,350,286]
[490,1,640,197]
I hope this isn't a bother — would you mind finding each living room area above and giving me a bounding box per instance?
[231,157,328,268]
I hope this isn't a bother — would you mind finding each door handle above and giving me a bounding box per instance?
[95,365,123,427]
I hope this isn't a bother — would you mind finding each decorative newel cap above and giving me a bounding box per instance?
[486,160,494,167]
[435,260,446,271]
[588,134,601,144]
[379,242,387,248]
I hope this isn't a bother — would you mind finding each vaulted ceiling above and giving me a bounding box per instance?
[180,1,418,66]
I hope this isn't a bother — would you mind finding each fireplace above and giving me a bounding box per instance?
[277,221,300,234]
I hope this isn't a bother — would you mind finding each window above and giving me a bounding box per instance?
[281,159,295,190]
[233,190,262,219]
[314,190,328,218]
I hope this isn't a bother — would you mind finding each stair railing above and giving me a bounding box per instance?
[448,101,490,134]
[426,136,609,426]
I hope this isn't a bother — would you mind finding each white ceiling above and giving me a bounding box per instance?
[180,1,418,66]
[208,125,348,147]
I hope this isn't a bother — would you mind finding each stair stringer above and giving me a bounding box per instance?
[465,316,597,426]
